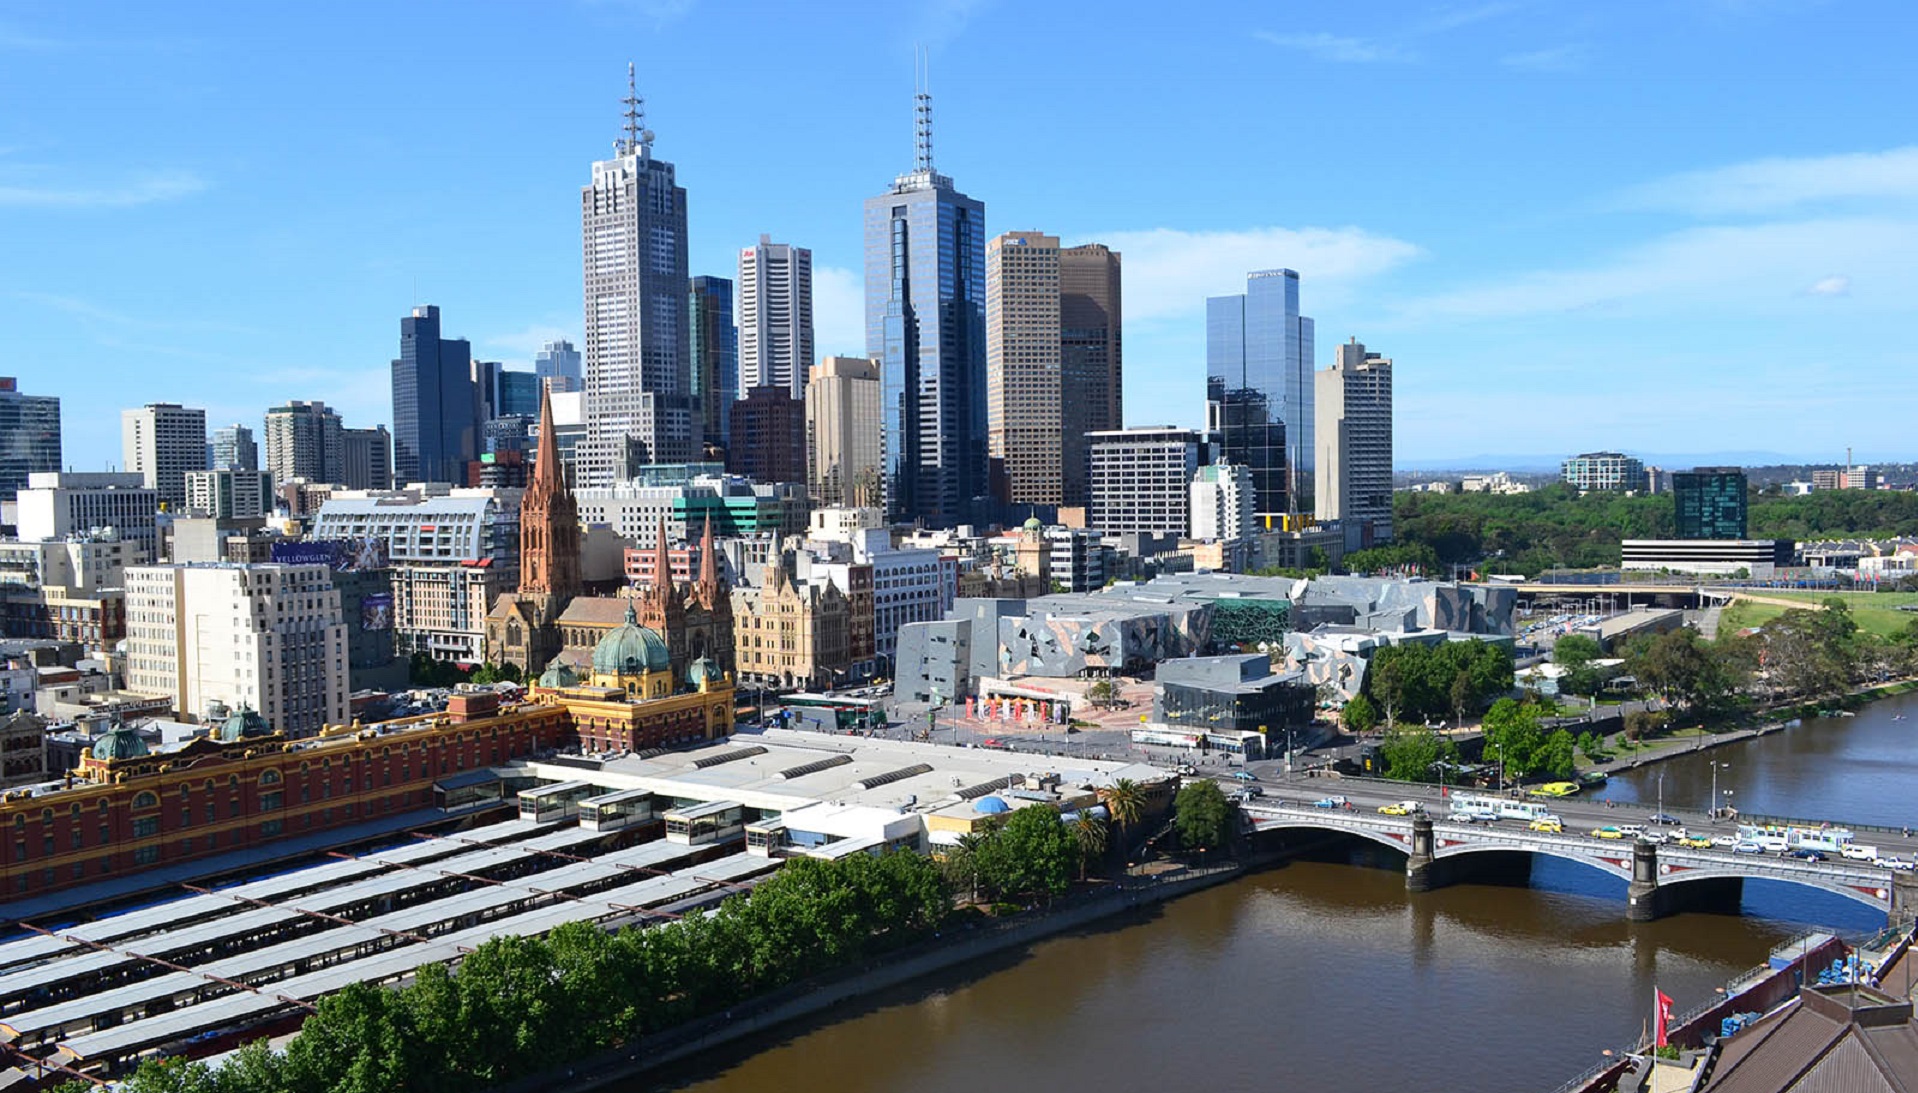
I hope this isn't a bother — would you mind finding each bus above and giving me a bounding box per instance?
[1450,794,1553,822]
[779,693,885,732]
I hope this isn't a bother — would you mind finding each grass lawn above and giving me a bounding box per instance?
[1721,591,1918,638]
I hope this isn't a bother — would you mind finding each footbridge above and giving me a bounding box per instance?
[1240,801,1918,924]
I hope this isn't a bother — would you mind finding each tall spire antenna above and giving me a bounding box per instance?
[914,45,934,173]
[619,62,647,155]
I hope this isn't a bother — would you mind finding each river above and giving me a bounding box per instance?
[636,694,1918,1093]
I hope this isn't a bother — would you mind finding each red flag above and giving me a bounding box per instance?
[1655,988,1675,1047]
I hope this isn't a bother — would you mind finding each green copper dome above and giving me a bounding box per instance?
[1023,515,1044,531]
[215,707,272,743]
[591,604,671,676]
[687,655,721,690]
[93,719,150,762]
[537,660,579,689]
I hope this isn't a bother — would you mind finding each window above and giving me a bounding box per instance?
[132,817,159,839]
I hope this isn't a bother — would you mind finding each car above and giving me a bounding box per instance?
[1231,771,1260,782]
[1642,831,1671,846]
[1379,801,1422,816]
[1679,836,1713,849]
[1711,835,1739,848]
[1647,813,1684,827]
[1617,824,1646,838]
[1875,856,1917,872]
[1733,841,1764,854]
[1787,847,1826,862]
[1529,817,1564,833]
[1841,844,1878,861]
[1453,810,1496,824]
[1174,763,1198,776]
[1591,826,1627,840]
[1312,795,1349,809]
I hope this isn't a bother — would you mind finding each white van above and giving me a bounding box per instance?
[1841,843,1878,861]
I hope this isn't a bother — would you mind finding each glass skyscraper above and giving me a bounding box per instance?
[1673,467,1748,539]
[862,93,986,526]
[0,376,60,498]
[1207,269,1315,519]
[390,304,475,485]
[689,275,737,452]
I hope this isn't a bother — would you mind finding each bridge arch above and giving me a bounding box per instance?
[1656,868,1891,913]
[1431,840,1636,882]
[1245,817,1413,859]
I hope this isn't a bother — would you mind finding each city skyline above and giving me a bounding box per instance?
[5,1,1915,470]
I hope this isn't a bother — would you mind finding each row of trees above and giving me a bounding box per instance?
[58,852,953,1093]
[940,779,1155,903]
[1352,639,1514,730]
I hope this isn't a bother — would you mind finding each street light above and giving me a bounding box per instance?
[1710,761,1730,821]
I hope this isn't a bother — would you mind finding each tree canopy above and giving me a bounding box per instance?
[1361,640,1513,727]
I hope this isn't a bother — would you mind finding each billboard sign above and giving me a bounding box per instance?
[271,538,390,572]
[360,592,394,632]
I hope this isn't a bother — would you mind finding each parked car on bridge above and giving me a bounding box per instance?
[1711,835,1739,848]
[1787,847,1826,861]
[1733,841,1764,854]
[1378,801,1422,816]
[1312,795,1348,809]
[1617,825,1646,839]
[1590,826,1627,840]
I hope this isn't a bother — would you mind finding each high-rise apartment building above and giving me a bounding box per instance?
[1561,451,1646,493]
[1315,338,1394,551]
[184,468,274,519]
[340,427,393,490]
[1059,244,1122,507]
[1673,467,1748,539]
[390,305,476,485]
[690,275,737,452]
[727,387,807,486]
[1191,461,1256,542]
[1087,428,1202,537]
[986,231,1063,506]
[738,235,814,400]
[807,356,883,508]
[0,377,62,499]
[535,339,583,394]
[264,400,344,486]
[1208,270,1315,518]
[581,69,696,483]
[863,90,987,526]
[125,562,350,737]
[122,402,208,509]
[209,423,258,472]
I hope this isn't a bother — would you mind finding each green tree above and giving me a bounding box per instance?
[1481,698,1546,782]
[1552,633,1602,667]
[1097,778,1146,841]
[1537,729,1578,780]
[1449,669,1474,728]
[1575,729,1603,761]
[977,805,1077,904]
[1342,693,1379,734]
[1379,724,1450,782]
[1173,780,1234,859]
[1370,654,1407,729]
[1071,812,1108,879]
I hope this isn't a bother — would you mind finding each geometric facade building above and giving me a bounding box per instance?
[0,376,62,499]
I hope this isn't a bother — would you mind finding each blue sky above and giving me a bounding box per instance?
[4,0,1914,470]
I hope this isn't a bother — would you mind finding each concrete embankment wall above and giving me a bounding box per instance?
[495,864,1242,1093]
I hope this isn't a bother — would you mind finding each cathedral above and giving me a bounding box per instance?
[486,394,733,681]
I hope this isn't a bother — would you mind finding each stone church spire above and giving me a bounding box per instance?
[519,386,582,599]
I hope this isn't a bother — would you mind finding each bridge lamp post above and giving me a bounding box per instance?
[1710,762,1730,821]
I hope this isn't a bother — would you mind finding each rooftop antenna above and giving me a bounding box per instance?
[914,45,934,173]
[619,62,649,156]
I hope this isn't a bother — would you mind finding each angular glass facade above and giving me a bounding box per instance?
[689,275,737,451]
[1673,468,1748,539]
[0,377,60,498]
[389,305,474,485]
[1206,270,1314,518]
[863,168,986,527]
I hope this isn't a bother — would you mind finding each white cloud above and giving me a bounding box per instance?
[812,266,866,358]
[1254,31,1410,64]
[1502,44,1586,71]
[0,168,206,208]
[1805,275,1850,296]
[1620,146,1918,216]
[1396,217,1916,322]
[1075,226,1423,324]
[1417,2,1522,33]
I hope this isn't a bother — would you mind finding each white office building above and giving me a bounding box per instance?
[15,472,159,552]
[184,468,274,520]
[1087,428,1202,537]
[125,563,350,737]
[1314,338,1394,551]
[738,235,814,399]
[122,403,207,510]
[1191,461,1256,542]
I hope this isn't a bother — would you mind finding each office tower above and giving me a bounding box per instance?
[1207,269,1315,517]
[727,386,807,485]
[1087,427,1202,536]
[807,356,883,508]
[738,236,814,400]
[690,275,738,452]
[1206,381,1285,526]
[535,339,583,385]
[121,402,208,509]
[863,86,987,526]
[1059,243,1122,507]
[581,67,696,483]
[0,377,62,498]
[390,304,476,485]
[126,562,350,738]
[1191,461,1255,542]
[1561,451,1646,493]
[1315,338,1394,551]
[264,400,344,485]
[184,468,274,519]
[498,371,541,419]
[340,426,393,490]
[1673,467,1748,539]
[986,231,1062,506]
[209,423,258,472]
[14,472,158,552]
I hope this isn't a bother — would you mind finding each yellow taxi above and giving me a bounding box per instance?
[1590,825,1627,840]
[1378,801,1421,816]
[1529,817,1564,833]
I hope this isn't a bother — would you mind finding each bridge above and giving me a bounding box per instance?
[1237,783,1918,924]
[1509,582,1828,613]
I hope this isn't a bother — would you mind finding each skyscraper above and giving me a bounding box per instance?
[986,231,1062,506]
[806,356,883,508]
[863,87,986,526]
[209,423,258,472]
[0,377,62,498]
[340,426,393,490]
[1315,338,1394,551]
[690,275,737,453]
[1207,269,1315,518]
[1059,243,1122,508]
[534,339,583,394]
[390,304,476,485]
[1673,468,1748,539]
[738,235,814,400]
[727,386,807,486]
[121,402,208,509]
[1087,427,1201,537]
[264,400,345,486]
[581,67,695,484]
